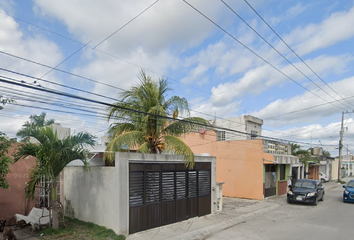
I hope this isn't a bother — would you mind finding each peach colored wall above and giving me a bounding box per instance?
[182,131,273,200]
[0,143,38,222]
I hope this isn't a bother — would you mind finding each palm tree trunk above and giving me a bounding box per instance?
[51,178,59,230]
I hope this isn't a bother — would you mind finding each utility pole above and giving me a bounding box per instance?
[338,111,344,181]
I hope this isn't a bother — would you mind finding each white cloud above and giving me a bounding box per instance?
[33,0,224,56]
[285,5,354,55]
[269,3,309,26]
[253,76,354,127]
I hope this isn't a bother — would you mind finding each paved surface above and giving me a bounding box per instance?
[203,177,354,240]
[0,225,38,240]
[127,177,352,240]
[1,177,351,240]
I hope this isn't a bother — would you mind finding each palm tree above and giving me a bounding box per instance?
[105,70,211,168]
[14,127,95,230]
[291,143,311,178]
[17,112,55,141]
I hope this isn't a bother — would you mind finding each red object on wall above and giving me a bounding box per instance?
[0,143,39,222]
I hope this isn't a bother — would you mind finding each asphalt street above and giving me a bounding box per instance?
[204,182,353,240]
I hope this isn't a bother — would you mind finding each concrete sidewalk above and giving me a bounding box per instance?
[127,177,354,240]
[3,177,351,240]
[127,196,283,240]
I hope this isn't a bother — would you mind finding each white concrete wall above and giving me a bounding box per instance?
[63,152,216,235]
[50,123,70,140]
[212,115,263,141]
[62,167,121,232]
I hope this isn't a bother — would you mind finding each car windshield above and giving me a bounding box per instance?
[347,181,354,188]
[294,181,316,189]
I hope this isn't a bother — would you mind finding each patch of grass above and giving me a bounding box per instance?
[336,180,346,184]
[38,217,125,240]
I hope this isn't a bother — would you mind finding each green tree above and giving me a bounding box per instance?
[0,95,14,189]
[323,150,331,157]
[0,132,11,189]
[105,70,211,168]
[14,127,95,230]
[17,112,55,141]
[0,95,14,110]
[291,143,312,178]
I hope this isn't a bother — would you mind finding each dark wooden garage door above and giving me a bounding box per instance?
[129,162,211,234]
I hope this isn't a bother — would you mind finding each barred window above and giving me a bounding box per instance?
[217,131,225,141]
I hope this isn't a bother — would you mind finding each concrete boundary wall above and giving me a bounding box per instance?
[63,152,216,235]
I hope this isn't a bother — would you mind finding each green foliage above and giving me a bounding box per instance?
[16,112,55,141]
[0,132,11,189]
[0,95,15,110]
[14,127,96,199]
[290,143,311,165]
[323,150,331,157]
[39,217,125,240]
[105,70,211,168]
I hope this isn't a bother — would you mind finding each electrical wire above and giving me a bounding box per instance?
[0,77,341,147]
[182,0,346,111]
[243,0,354,109]
[220,0,352,110]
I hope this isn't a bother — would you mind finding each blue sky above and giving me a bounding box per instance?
[1,0,354,155]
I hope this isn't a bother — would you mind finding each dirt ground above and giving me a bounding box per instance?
[1,225,38,240]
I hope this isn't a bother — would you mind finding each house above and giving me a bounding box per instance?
[212,115,263,141]
[332,154,354,179]
[181,129,299,200]
[0,143,38,222]
[341,154,354,177]
[61,152,218,235]
[0,123,70,222]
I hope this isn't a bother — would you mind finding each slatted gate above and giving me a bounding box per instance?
[129,162,211,234]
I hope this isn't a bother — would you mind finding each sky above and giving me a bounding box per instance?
[1,0,354,156]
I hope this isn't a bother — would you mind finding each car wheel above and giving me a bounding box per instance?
[287,198,292,204]
[313,199,318,206]
[319,192,324,201]
[321,178,325,183]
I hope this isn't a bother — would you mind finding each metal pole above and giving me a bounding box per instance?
[338,111,344,181]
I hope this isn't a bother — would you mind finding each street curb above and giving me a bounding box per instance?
[169,202,280,240]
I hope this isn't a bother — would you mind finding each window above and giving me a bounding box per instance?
[251,130,258,139]
[217,131,225,141]
[279,165,286,181]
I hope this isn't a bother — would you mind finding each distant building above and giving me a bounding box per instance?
[29,123,70,143]
[211,115,263,141]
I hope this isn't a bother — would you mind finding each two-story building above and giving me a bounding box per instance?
[181,115,299,200]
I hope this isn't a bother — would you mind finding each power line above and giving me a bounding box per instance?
[221,0,352,110]
[182,0,346,111]
[2,67,352,143]
[0,77,339,146]
[92,0,160,49]
[2,3,351,138]
[0,8,243,111]
[38,0,160,81]
[0,50,126,92]
[243,0,354,109]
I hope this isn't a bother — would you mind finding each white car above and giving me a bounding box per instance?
[319,172,329,183]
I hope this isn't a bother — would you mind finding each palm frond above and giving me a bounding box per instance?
[137,142,150,153]
[104,131,145,163]
[164,135,195,169]
[164,117,212,137]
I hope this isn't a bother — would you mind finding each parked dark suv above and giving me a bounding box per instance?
[287,179,324,206]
